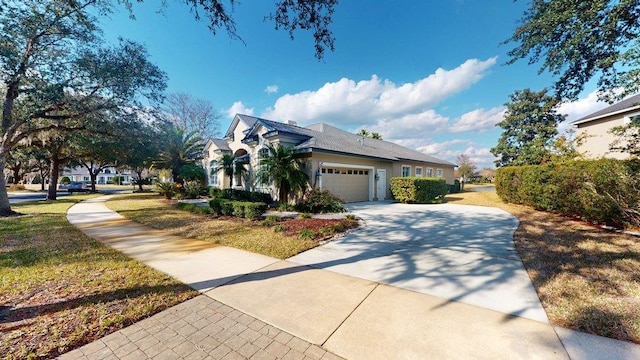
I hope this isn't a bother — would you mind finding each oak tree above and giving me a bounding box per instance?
[491,88,565,167]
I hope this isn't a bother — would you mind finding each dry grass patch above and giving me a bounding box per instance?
[107,193,354,259]
[0,196,196,359]
[446,191,640,343]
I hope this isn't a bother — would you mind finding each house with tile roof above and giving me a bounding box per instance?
[203,114,456,203]
[572,94,640,159]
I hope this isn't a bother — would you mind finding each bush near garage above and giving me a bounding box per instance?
[495,159,640,227]
[295,188,346,213]
[390,177,449,204]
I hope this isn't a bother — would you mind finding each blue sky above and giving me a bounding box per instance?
[98,1,608,168]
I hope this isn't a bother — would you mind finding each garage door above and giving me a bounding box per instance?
[321,167,370,202]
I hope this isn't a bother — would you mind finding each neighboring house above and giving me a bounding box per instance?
[572,93,640,159]
[60,165,131,185]
[203,114,456,203]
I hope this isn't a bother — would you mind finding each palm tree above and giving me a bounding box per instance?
[256,143,309,203]
[156,125,205,184]
[213,153,247,189]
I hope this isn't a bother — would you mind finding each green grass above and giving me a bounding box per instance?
[107,193,323,259]
[0,195,196,359]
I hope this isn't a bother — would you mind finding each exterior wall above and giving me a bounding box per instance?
[576,115,629,159]
[391,161,455,184]
[308,152,394,201]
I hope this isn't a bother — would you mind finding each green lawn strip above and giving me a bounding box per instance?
[107,193,320,259]
[0,195,196,359]
[446,191,640,343]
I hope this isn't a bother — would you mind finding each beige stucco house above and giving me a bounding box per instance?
[572,93,640,159]
[203,114,456,203]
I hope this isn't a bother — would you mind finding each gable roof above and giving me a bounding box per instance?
[572,93,640,125]
[224,114,260,139]
[235,115,454,167]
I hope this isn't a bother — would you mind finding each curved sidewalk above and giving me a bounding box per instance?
[63,196,640,360]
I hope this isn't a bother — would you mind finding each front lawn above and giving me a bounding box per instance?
[0,196,196,359]
[106,193,358,259]
[446,190,640,344]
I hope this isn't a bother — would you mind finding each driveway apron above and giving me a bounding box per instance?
[289,202,549,323]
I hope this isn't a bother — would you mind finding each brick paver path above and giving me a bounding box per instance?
[58,295,344,360]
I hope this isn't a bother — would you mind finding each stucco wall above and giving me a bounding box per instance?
[576,115,629,159]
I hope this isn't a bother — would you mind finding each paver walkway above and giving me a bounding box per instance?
[61,196,640,360]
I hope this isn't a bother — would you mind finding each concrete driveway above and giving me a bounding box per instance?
[289,202,549,323]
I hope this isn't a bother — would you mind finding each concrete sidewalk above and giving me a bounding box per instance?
[63,195,640,360]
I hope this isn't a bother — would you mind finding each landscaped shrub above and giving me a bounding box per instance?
[389,177,448,203]
[60,176,71,185]
[209,187,223,199]
[244,202,267,220]
[296,189,345,213]
[209,198,223,215]
[208,199,267,219]
[232,201,245,218]
[496,159,640,227]
[298,229,316,239]
[183,181,205,199]
[157,182,178,199]
[221,200,234,216]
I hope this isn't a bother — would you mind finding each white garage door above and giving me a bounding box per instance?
[321,167,370,202]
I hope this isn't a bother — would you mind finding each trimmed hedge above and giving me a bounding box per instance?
[209,187,273,204]
[208,198,267,220]
[389,177,449,204]
[495,159,640,227]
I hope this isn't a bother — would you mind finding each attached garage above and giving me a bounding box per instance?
[320,166,372,203]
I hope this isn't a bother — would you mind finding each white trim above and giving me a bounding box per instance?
[415,166,423,177]
[572,105,640,125]
[436,168,443,178]
[319,161,375,201]
[426,167,434,177]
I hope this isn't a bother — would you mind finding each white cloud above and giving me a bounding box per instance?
[449,106,505,133]
[265,85,279,94]
[417,140,497,169]
[260,57,497,126]
[369,110,449,140]
[226,101,254,118]
[558,90,608,122]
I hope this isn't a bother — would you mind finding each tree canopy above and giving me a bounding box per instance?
[0,0,166,215]
[507,0,640,101]
[257,143,308,203]
[491,88,565,167]
[122,0,337,60]
[163,93,221,139]
[456,154,476,181]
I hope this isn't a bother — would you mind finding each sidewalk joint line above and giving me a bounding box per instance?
[321,283,380,347]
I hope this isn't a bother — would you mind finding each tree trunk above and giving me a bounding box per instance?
[0,154,16,216]
[11,161,21,184]
[46,157,60,200]
[89,167,97,192]
[40,169,46,191]
[136,169,144,191]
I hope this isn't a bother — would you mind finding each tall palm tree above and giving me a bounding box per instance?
[213,153,247,188]
[256,143,309,203]
[156,125,204,184]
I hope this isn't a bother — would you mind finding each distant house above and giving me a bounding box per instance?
[203,114,456,203]
[60,165,131,185]
[572,93,640,159]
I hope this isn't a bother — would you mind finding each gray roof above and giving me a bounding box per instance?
[224,114,260,138]
[242,117,455,167]
[210,138,230,151]
[573,93,640,124]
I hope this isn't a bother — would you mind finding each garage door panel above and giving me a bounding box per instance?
[322,168,370,202]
